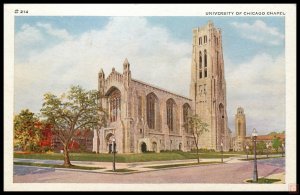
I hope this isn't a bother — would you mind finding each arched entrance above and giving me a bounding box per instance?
[105,133,114,153]
[141,142,147,153]
[152,142,157,152]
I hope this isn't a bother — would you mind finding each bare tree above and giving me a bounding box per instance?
[184,114,209,163]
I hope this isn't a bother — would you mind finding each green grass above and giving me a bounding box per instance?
[105,168,136,173]
[145,161,220,169]
[240,156,284,161]
[14,151,238,163]
[14,161,104,170]
[246,178,281,183]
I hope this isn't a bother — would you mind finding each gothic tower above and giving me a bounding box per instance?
[190,21,229,151]
[235,107,246,150]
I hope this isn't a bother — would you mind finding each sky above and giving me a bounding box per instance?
[14,16,285,136]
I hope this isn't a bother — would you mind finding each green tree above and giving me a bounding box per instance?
[256,141,266,155]
[40,85,106,167]
[184,114,209,163]
[272,137,282,153]
[14,109,41,151]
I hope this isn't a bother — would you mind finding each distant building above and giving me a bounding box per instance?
[244,133,285,150]
[232,107,246,151]
[51,129,93,152]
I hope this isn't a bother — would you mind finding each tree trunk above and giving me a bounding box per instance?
[63,145,72,167]
[196,146,200,164]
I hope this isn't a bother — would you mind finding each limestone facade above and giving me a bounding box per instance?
[190,21,230,151]
[93,21,230,153]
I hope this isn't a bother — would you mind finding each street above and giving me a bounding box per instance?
[13,158,285,183]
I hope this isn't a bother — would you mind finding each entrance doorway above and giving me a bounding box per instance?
[141,142,147,153]
[179,143,182,151]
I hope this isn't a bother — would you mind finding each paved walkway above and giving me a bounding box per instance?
[14,155,285,182]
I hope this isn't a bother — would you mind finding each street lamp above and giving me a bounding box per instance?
[252,128,258,183]
[246,145,249,160]
[112,137,116,172]
[221,141,223,163]
[282,143,285,157]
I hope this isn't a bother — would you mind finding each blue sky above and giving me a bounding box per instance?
[14,16,285,136]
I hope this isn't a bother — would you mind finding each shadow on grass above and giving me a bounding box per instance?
[246,178,281,183]
[240,156,284,161]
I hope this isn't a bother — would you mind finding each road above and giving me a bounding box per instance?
[13,158,285,183]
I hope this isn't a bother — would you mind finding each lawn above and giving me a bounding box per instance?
[145,161,220,169]
[246,178,281,183]
[14,151,239,163]
[14,162,104,170]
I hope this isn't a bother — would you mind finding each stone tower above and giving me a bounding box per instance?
[235,107,246,150]
[190,21,229,151]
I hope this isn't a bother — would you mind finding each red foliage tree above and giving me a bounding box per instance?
[39,123,53,151]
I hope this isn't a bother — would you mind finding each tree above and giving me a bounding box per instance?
[14,109,41,151]
[40,85,106,167]
[39,123,54,152]
[256,141,266,155]
[272,137,282,153]
[184,114,209,163]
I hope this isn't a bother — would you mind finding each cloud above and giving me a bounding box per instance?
[15,24,45,62]
[36,22,73,41]
[14,17,191,114]
[226,53,285,135]
[231,20,284,45]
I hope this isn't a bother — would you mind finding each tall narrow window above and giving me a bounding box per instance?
[216,51,219,66]
[199,51,202,69]
[214,35,216,45]
[199,51,202,79]
[166,99,176,132]
[204,49,208,78]
[138,96,142,118]
[199,37,202,45]
[183,103,191,132]
[109,88,121,122]
[147,93,157,129]
[204,50,207,67]
[204,35,207,43]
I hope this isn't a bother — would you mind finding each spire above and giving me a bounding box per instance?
[98,68,105,79]
[99,68,104,74]
[123,58,130,69]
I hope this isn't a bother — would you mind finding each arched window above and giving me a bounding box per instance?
[204,50,208,78]
[204,35,207,43]
[183,103,191,132]
[199,37,202,45]
[199,51,202,79]
[108,88,121,122]
[204,50,207,67]
[166,99,176,132]
[199,51,202,69]
[147,93,157,129]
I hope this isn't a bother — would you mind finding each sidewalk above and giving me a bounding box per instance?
[13,156,246,173]
[14,156,285,183]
